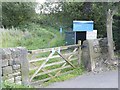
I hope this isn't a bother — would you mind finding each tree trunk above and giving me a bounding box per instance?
[106,9,114,60]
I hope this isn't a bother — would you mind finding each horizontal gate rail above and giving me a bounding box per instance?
[30,70,74,85]
[29,51,78,63]
[35,65,71,77]
[28,42,81,86]
[30,58,78,71]
[28,44,79,54]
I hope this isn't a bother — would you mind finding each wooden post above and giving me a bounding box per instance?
[78,40,81,65]
[106,9,115,60]
[18,47,29,86]
[0,49,2,89]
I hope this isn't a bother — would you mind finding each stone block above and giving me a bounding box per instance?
[8,58,21,65]
[16,81,22,85]
[2,49,12,59]
[8,71,21,78]
[15,76,21,82]
[13,58,21,64]
[8,59,14,66]
[10,48,21,59]
[2,59,8,67]
[5,78,14,83]
[12,64,20,70]
[2,66,13,76]
[13,69,21,73]
[2,54,6,60]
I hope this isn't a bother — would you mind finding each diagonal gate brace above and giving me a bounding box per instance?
[55,48,77,76]
[30,48,55,81]
[56,51,76,68]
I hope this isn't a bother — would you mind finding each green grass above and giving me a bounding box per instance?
[29,64,84,87]
[2,81,30,89]
[1,23,65,50]
[29,57,84,86]
[42,66,84,87]
[2,65,84,88]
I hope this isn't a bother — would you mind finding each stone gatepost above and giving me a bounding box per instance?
[0,47,29,88]
[82,38,110,72]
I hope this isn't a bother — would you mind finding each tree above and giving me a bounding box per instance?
[35,2,120,53]
[2,2,36,28]
[113,14,120,51]
[106,2,120,59]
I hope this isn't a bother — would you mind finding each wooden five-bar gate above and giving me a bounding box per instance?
[28,41,81,86]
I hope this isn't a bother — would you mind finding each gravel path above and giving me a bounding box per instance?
[46,70,118,88]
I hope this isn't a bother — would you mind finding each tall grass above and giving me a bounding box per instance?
[0,24,65,50]
[0,24,84,88]
[1,28,23,48]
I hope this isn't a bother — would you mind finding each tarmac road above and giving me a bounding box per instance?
[46,70,118,88]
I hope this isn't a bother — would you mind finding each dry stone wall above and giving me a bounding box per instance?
[0,47,29,86]
[82,38,118,72]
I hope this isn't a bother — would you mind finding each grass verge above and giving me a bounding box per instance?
[42,65,85,87]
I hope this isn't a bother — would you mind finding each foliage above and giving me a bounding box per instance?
[113,14,120,51]
[36,2,108,36]
[36,2,120,50]
[1,23,65,50]
[2,2,37,28]
[2,2,120,51]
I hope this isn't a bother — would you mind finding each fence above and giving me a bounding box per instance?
[0,39,117,88]
[28,41,81,86]
[0,41,81,88]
